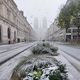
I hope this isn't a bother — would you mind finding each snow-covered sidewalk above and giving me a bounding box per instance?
[55,42,80,49]
[54,50,80,80]
[0,42,80,80]
[0,49,32,80]
[0,42,28,53]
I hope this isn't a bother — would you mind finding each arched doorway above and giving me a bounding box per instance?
[7,28,11,44]
[0,26,2,42]
[14,31,16,43]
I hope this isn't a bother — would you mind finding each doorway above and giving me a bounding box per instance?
[7,28,11,44]
[0,26,2,42]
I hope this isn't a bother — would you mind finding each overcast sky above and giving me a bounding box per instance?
[14,0,67,28]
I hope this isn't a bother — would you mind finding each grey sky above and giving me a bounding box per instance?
[14,0,67,27]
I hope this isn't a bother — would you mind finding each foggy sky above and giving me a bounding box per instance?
[14,0,67,27]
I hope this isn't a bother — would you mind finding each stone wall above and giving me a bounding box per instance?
[0,0,34,44]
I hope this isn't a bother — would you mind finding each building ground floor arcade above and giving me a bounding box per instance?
[0,18,29,44]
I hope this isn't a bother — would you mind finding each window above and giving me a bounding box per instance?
[7,28,11,39]
[73,29,78,33]
[67,29,71,33]
[73,35,77,39]
[13,15,16,23]
[7,9,11,20]
[14,31,16,42]
[5,0,8,2]
[66,35,71,40]
[0,25,2,42]
[0,4,2,15]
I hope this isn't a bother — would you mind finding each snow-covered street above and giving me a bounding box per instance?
[0,42,29,53]
[1,0,80,79]
[54,50,80,80]
[0,42,36,64]
[0,42,36,80]
[54,43,80,61]
[0,42,80,80]
[53,42,80,80]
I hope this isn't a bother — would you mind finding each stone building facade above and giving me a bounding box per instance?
[0,0,34,44]
[46,0,80,42]
[46,19,66,41]
[47,19,80,42]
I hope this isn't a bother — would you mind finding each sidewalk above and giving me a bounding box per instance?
[55,41,80,49]
[0,42,25,47]
[0,42,28,53]
[54,50,80,80]
[0,48,32,80]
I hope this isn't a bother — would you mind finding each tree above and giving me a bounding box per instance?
[58,5,71,41]
[58,6,71,29]
[58,1,80,41]
[72,2,80,40]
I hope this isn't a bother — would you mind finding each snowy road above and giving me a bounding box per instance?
[0,42,35,65]
[54,43,80,73]
[0,42,80,80]
[55,43,80,61]
[53,42,80,80]
[0,42,36,80]
[0,42,28,53]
